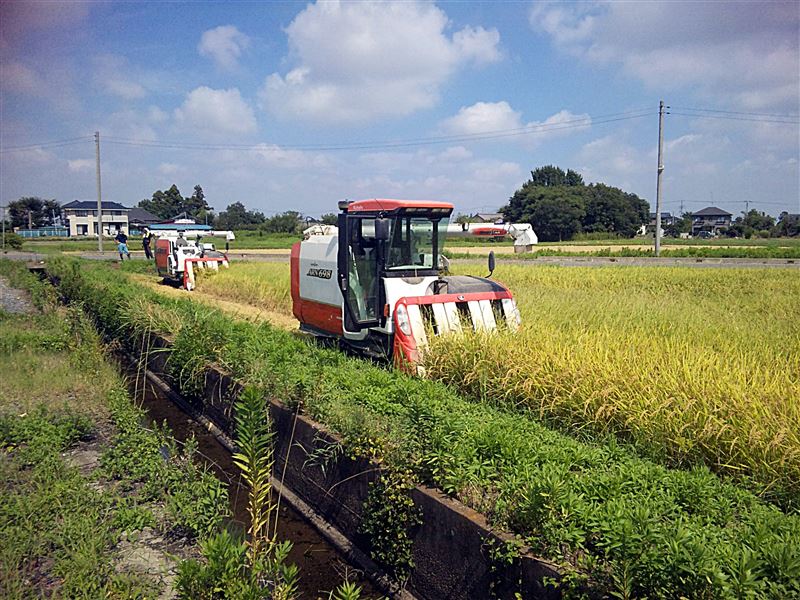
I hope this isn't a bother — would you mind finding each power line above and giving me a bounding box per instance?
[671,106,799,119]
[0,136,93,154]
[102,109,653,153]
[670,111,799,125]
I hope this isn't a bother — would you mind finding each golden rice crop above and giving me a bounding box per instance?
[196,262,291,315]
[193,259,800,505]
[424,265,800,506]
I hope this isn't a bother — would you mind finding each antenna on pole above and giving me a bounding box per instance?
[655,100,667,256]
[95,131,103,252]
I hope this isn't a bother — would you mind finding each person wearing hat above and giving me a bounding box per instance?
[142,227,154,260]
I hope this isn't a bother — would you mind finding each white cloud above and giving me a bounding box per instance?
[260,0,501,123]
[67,159,94,172]
[198,25,251,70]
[158,163,180,175]
[530,1,800,112]
[174,87,257,135]
[92,55,146,100]
[440,102,591,146]
[2,61,48,96]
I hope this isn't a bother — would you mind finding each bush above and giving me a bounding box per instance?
[2,232,24,251]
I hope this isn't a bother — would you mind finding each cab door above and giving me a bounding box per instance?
[337,215,384,332]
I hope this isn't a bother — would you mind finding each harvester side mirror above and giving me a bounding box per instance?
[488,250,496,278]
[375,218,391,241]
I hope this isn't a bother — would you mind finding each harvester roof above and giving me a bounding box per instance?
[345,198,454,214]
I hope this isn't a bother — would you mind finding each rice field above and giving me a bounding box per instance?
[188,260,800,506]
[428,264,800,506]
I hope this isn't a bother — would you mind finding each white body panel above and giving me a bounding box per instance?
[297,234,340,307]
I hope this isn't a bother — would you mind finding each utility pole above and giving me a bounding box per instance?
[95,131,103,252]
[1,205,6,252]
[655,100,666,257]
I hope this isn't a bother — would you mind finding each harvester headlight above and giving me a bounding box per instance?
[395,303,412,336]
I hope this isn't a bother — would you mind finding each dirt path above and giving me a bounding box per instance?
[129,273,297,331]
[0,276,34,314]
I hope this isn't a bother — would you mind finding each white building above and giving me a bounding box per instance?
[62,201,130,237]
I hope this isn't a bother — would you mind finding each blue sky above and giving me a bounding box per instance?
[1,1,798,220]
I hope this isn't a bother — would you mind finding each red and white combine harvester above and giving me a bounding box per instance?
[153,225,235,291]
[290,199,521,369]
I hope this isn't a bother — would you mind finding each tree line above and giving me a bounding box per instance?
[501,166,650,241]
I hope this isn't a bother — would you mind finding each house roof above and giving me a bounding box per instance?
[62,200,129,211]
[473,212,504,222]
[693,206,732,217]
[128,207,160,223]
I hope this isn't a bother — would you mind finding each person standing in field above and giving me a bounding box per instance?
[115,230,131,261]
[142,228,153,260]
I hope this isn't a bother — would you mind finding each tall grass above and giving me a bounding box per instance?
[195,262,291,314]
[425,265,800,507]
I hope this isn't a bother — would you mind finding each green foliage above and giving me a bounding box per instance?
[176,530,298,599]
[214,201,267,229]
[177,387,298,599]
[101,389,228,539]
[233,386,276,565]
[360,467,421,579]
[49,259,800,599]
[2,231,24,250]
[502,166,649,241]
[264,211,302,234]
[138,183,211,220]
[0,407,159,599]
[0,258,58,310]
[7,196,61,228]
[319,213,338,226]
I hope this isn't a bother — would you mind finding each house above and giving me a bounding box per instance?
[471,212,504,224]
[691,206,732,236]
[62,200,130,237]
[649,212,676,227]
[128,207,161,235]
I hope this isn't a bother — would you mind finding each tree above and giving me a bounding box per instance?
[740,209,775,231]
[7,197,61,228]
[773,212,799,237]
[583,184,649,238]
[319,213,338,225]
[264,211,302,234]
[138,183,210,220]
[665,212,693,238]
[183,184,211,219]
[139,185,184,220]
[214,202,266,229]
[528,165,584,187]
[501,165,649,241]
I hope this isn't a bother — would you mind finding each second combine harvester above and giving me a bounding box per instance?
[291,199,521,369]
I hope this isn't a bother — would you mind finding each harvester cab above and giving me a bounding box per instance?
[152,225,235,291]
[291,199,520,368]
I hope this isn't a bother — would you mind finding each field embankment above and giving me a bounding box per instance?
[44,257,800,599]
[0,261,228,598]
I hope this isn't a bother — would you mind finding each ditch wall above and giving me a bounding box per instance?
[125,331,561,599]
